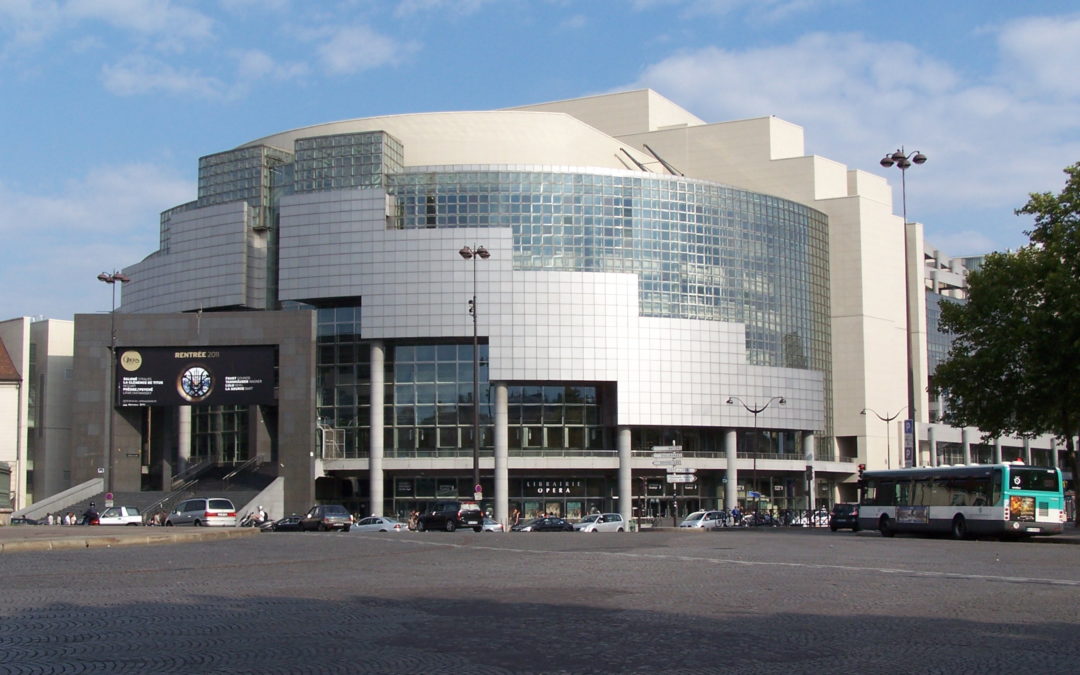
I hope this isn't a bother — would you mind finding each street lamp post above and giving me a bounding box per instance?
[97,271,130,496]
[727,396,785,515]
[861,407,907,470]
[879,148,927,424]
[458,245,490,497]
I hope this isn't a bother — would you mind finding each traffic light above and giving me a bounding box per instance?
[857,463,866,481]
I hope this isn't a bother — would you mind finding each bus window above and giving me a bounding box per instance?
[896,480,911,506]
[1009,467,1060,492]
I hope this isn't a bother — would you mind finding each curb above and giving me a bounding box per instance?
[0,527,259,554]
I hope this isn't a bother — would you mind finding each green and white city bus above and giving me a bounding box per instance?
[858,463,1065,538]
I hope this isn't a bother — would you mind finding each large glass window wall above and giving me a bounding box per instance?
[388,343,490,457]
[388,168,829,374]
[317,306,369,457]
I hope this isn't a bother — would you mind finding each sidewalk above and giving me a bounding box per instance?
[0,524,258,553]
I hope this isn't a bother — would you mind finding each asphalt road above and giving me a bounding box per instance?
[3,528,1080,674]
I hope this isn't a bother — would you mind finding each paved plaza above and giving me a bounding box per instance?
[2,528,1080,673]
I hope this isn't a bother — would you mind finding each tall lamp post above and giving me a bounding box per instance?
[727,396,785,514]
[458,245,490,497]
[879,148,926,424]
[861,407,907,470]
[98,271,130,496]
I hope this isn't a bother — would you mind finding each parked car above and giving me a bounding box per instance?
[352,516,406,533]
[417,501,484,532]
[481,517,504,532]
[164,498,237,527]
[511,517,575,532]
[264,515,303,532]
[9,516,40,526]
[679,510,726,530]
[300,504,353,532]
[98,506,144,526]
[829,503,860,532]
[574,513,626,532]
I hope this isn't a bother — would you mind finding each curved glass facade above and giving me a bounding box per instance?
[389,168,830,374]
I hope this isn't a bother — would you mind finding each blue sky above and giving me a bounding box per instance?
[2,0,1078,321]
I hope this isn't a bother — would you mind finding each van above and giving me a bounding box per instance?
[165,498,237,527]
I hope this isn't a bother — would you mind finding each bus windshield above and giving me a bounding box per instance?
[1008,467,1060,492]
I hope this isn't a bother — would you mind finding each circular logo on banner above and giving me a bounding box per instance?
[177,365,213,402]
[119,350,143,371]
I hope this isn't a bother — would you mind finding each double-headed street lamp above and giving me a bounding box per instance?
[879,147,927,427]
[861,407,907,470]
[98,271,130,495]
[458,245,490,497]
[727,395,785,514]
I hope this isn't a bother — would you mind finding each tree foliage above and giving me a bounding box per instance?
[931,162,1080,515]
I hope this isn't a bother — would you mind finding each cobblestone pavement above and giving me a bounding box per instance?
[2,528,1079,674]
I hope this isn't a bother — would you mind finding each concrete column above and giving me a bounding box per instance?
[494,382,509,528]
[803,432,816,511]
[724,429,738,511]
[927,425,938,466]
[368,342,385,517]
[961,427,972,464]
[177,405,191,471]
[1023,438,1032,465]
[993,438,1002,464]
[617,427,632,524]
[1051,438,1060,468]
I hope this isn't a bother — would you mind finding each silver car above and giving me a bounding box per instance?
[573,513,626,532]
[352,516,406,532]
[679,510,726,530]
[164,498,237,527]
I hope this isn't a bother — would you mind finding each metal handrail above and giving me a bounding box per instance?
[171,458,213,490]
[222,456,259,488]
[143,479,199,521]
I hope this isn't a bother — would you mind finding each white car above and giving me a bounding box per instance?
[573,513,626,532]
[352,516,406,532]
[679,510,726,529]
[481,517,504,532]
[98,506,144,526]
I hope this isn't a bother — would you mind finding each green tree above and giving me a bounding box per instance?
[931,162,1080,522]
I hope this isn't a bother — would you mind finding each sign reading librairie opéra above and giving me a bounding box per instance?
[116,346,275,407]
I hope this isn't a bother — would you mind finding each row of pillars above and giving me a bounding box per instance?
[364,342,818,526]
[925,426,1061,468]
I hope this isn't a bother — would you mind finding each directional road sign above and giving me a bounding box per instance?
[652,458,682,467]
[666,474,698,483]
[667,467,697,475]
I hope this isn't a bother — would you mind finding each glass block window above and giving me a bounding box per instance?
[293,131,404,193]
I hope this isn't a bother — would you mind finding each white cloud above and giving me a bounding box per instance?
[560,14,587,30]
[0,163,192,320]
[996,14,1080,98]
[233,48,308,82]
[101,53,225,98]
[627,25,1080,253]
[65,0,215,45]
[312,24,420,75]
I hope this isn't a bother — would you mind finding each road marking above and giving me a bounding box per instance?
[385,538,1080,587]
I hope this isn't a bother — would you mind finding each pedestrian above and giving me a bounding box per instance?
[511,508,521,527]
[46,513,55,526]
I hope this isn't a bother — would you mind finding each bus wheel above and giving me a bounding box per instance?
[951,515,967,540]
[879,515,895,537]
